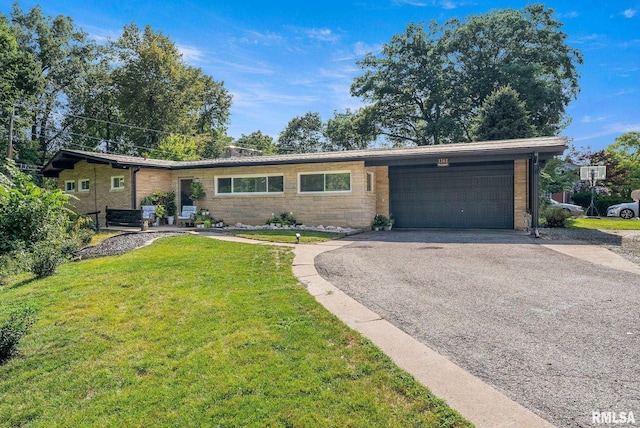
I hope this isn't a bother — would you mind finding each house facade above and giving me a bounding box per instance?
[42,136,567,230]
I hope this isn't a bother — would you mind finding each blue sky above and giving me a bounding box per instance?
[2,1,639,151]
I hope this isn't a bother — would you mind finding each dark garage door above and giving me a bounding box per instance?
[389,163,514,229]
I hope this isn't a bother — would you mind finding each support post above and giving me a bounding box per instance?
[529,152,540,237]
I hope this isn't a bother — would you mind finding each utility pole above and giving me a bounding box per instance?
[7,105,15,160]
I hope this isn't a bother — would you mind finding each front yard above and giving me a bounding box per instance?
[0,235,469,427]
[567,217,640,230]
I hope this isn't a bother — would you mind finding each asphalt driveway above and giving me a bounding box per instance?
[315,230,640,428]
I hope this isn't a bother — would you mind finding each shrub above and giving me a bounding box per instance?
[542,207,572,228]
[372,214,390,228]
[30,242,65,277]
[571,192,628,216]
[265,212,297,226]
[0,304,37,363]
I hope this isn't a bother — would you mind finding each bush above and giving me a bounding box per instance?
[265,212,297,226]
[542,207,572,228]
[571,192,628,216]
[0,304,37,363]
[30,242,65,277]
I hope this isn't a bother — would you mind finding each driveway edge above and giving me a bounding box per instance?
[291,239,555,428]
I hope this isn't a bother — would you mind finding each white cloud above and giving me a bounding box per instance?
[392,0,429,6]
[581,116,608,123]
[623,8,637,18]
[209,58,274,75]
[574,122,640,141]
[238,30,284,46]
[176,44,205,64]
[305,28,340,42]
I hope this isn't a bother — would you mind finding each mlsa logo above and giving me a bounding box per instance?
[592,411,636,425]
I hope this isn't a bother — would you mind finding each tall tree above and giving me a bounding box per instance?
[443,4,582,138]
[0,14,42,160]
[111,24,231,155]
[235,131,277,155]
[352,4,582,146]
[277,112,328,154]
[352,22,456,146]
[470,86,535,141]
[604,132,640,192]
[9,4,99,164]
[325,107,378,151]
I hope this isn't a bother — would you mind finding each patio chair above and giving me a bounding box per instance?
[177,205,197,227]
[141,205,156,226]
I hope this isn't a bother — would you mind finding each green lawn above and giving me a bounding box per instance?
[566,217,640,230]
[230,228,346,243]
[0,235,469,427]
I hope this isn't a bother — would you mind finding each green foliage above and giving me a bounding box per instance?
[605,132,640,191]
[542,207,571,228]
[189,181,206,203]
[372,214,391,228]
[571,192,629,217]
[0,161,80,277]
[164,191,177,217]
[470,86,535,141]
[277,112,328,153]
[352,5,582,145]
[540,158,578,194]
[0,304,36,363]
[146,134,201,161]
[266,212,297,226]
[235,131,277,155]
[325,107,378,151]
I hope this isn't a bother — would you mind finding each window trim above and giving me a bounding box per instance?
[366,171,375,193]
[215,174,285,195]
[111,175,125,191]
[298,171,352,194]
[64,180,76,193]
[78,179,90,192]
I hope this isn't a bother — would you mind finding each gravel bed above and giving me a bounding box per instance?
[76,232,186,259]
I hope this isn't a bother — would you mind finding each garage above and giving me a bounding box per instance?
[389,162,514,229]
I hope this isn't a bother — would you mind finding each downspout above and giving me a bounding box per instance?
[132,167,140,209]
[529,152,540,238]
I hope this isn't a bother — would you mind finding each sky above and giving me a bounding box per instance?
[1,1,639,152]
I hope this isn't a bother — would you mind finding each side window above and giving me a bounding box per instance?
[64,180,75,192]
[78,179,90,192]
[111,176,125,190]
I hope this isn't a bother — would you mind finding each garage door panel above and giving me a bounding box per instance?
[389,163,514,229]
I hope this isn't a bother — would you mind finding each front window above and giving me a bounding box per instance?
[299,172,351,193]
[78,179,90,192]
[216,175,284,194]
[64,180,75,193]
[111,176,125,190]
[367,172,374,192]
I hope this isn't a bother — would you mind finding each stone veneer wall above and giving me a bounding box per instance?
[513,158,529,230]
[168,161,377,229]
[58,160,132,226]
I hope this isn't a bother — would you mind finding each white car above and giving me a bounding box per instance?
[607,202,639,219]
[549,199,584,216]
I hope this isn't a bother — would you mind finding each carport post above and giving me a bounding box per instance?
[529,152,540,237]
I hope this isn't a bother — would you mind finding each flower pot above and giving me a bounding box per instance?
[167,216,175,225]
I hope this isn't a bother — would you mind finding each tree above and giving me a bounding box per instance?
[352,5,582,146]
[277,112,328,154]
[9,4,100,165]
[235,131,277,155]
[325,107,378,151]
[539,158,577,195]
[352,22,456,146]
[470,86,535,141]
[605,132,640,192]
[111,24,232,154]
[443,4,582,138]
[146,134,200,161]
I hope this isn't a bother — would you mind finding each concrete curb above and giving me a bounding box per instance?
[204,234,555,427]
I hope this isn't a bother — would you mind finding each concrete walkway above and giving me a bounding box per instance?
[204,233,557,427]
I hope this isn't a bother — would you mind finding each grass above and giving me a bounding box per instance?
[230,229,346,243]
[566,217,640,230]
[0,235,469,427]
[87,231,122,247]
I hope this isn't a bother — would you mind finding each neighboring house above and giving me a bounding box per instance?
[42,136,567,230]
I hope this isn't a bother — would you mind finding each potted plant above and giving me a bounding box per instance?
[190,181,206,206]
[372,214,389,231]
[203,219,212,228]
[165,191,177,225]
[154,204,166,226]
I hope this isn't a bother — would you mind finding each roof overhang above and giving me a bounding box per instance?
[42,136,567,177]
